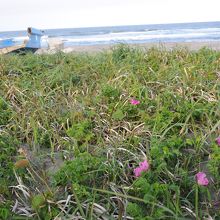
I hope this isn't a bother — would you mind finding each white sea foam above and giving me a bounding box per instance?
[58,26,220,45]
[62,31,213,44]
[8,27,220,46]
[1,23,220,47]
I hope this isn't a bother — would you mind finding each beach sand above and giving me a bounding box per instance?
[36,41,220,54]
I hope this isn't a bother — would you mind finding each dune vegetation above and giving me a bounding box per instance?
[0,45,219,219]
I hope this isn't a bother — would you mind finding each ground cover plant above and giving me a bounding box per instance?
[0,45,219,219]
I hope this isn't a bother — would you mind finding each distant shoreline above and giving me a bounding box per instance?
[37,41,220,54]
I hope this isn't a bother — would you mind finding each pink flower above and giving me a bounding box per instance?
[216,137,220,146]
[130,99,140,105]
[134,167,142,177]
[134,160,149,177]
[196,172,209,186]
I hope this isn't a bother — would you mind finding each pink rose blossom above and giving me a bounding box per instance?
[196,172,209,186]
[134,160,149,177]
[216,137,220,146]
[130,99,140,105]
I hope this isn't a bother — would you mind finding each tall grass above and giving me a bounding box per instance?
[0,45,219,219]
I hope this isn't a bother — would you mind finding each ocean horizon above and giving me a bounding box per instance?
[1,21,220,48]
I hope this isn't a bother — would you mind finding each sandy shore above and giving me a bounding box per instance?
[37,41,220,54]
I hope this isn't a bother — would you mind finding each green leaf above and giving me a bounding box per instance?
[112,109,125,120]
[31,194,45,210]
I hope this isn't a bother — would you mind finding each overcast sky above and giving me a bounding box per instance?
[1,0,220,31]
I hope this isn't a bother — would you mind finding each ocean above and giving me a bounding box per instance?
[1,21,220,48]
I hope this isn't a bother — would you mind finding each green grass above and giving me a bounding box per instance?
[0,44,219,219]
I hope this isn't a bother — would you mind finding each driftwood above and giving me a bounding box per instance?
[0,42,27,55]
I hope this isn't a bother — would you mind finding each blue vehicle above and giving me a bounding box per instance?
[0,38,14,49]
[0,27,44,54]
[26,27,44,49]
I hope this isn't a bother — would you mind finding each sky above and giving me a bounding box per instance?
[0,0,220,31]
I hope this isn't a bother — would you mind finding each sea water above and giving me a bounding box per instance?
[0,21,220,48]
